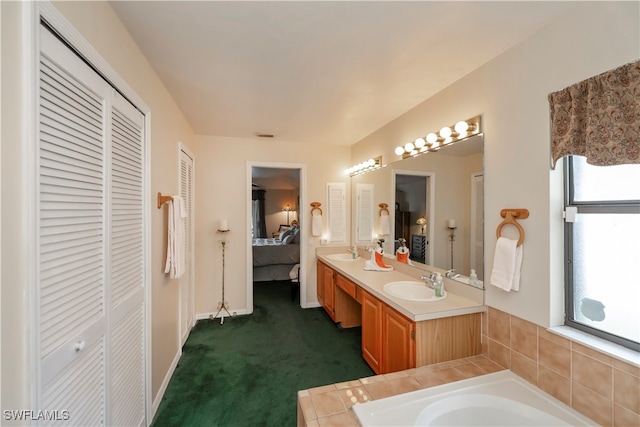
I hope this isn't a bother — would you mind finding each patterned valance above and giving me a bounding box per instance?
[548,60,640,169]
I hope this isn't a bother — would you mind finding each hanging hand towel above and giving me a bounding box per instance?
[311,214,322,237]
[164,195,187,279]
[379,212,391,235]
[490,237,523,292]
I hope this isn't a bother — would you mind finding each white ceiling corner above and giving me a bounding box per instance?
[109,1,579,146]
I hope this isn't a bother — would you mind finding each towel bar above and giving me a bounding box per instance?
[157,192,173,209]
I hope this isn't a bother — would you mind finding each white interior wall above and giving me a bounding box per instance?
[350,1,640,327]
[1,0,197,410]
[194,135,350,315]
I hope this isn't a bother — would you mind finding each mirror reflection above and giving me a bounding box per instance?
[351,134,484,285]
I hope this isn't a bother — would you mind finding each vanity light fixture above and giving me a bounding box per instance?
[346,156,382,177]
[394,115,482,159]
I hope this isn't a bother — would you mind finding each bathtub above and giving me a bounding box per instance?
[352,370,597,426]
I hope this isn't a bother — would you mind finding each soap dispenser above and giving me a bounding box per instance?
[469,269,478,287]
[434,273,444,297]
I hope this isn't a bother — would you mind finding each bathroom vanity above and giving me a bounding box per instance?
[317,251,484,375]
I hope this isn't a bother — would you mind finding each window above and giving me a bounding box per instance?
[564,156,640,351]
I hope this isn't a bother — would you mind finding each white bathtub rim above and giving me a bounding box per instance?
[353,370,598,427]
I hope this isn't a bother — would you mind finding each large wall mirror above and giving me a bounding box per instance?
[351,134,484,285]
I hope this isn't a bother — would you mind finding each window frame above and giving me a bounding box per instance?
[563,156,640,352]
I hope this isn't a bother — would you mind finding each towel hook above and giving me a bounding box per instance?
[496,209,528,247]
[157,192,173,209]
[378,203,390,216]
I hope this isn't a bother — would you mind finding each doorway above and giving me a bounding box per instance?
[246,162,306,312]
[393,170,435,266]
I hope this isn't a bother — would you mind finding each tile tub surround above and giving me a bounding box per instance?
[297,355,504,426]
[482,306,640,427]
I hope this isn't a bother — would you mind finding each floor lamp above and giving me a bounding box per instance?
[211,221,231,324]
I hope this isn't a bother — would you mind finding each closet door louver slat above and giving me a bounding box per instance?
[110,105,143,306]
[111,302,145,427]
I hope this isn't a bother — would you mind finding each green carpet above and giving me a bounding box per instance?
[152,281,374,426]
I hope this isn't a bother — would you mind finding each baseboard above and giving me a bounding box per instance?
[151,346,181,419]
[304,301,321,309]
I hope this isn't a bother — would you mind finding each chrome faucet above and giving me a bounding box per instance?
[445,269,460,279]
[420,271,437,288]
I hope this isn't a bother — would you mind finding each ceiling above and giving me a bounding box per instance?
[110,1,578,146]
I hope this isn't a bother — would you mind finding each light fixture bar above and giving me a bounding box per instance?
[395,115,482,159]
[346,156,383,177]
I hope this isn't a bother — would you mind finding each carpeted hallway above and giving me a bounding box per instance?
[151,281,374,426]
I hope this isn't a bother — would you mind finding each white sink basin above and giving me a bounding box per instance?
[326,253,359,261]
[383,281,446,302]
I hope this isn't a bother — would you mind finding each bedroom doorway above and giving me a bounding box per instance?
[247,162,306,311]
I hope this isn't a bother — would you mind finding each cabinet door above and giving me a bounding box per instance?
[382,305,416,373]
[317,262,335,320]
[361,291,383,374]
[323,264,336,320]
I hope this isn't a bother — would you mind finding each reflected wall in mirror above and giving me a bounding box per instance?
[351,134,484,284]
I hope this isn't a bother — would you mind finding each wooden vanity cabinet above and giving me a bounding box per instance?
[319,260,481,375]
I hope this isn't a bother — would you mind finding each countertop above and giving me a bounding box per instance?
[317,251,485,322]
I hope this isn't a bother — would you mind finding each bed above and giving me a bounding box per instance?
[252,227,300,282]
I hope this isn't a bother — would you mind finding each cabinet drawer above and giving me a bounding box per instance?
[335,274,357,299]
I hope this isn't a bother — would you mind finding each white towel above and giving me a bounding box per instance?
[311,214,322,237]
[379,212,390,235]
[490,237,523,292]
[164,195,187,279]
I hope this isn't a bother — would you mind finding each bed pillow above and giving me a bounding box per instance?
[279,228,292,242]
[291,227,300,244]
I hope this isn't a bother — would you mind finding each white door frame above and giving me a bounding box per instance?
[246,162,307,312]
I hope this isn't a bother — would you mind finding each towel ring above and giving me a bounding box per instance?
[496,211,525,247]
[310,202,323,216]
[378,203,390,216]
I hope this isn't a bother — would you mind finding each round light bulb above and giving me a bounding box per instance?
[415,138,426,149]
[426,133,438,144]
[395,146,405,156]
[454,120,469,134]
[440,126,452,138]
[404,142,415,152]
[367,158,375,167]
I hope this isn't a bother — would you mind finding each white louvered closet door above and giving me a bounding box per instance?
[179,148,194,345]
[38,25,146,426]
[109,93,146,427]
